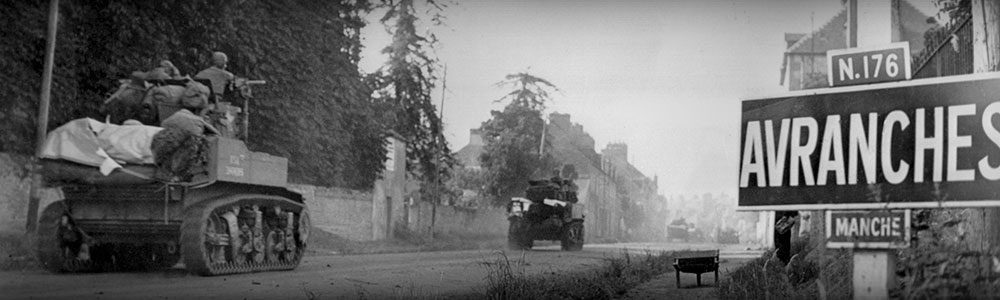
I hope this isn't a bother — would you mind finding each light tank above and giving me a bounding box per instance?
[506,177,585,251]
[36,77,310,276]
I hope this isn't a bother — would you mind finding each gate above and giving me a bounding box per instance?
[912,16,973,79]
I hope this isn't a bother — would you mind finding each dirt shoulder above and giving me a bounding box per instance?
[616,258,752,300]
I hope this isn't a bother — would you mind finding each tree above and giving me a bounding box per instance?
[478,72,558,206]
[494,72,559,111]
[373,0,454,200]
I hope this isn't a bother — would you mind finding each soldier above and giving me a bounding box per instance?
[145,60,183,80]
[773,210,799,265]
[160,82,219,136]
[194,52,247,138]
[194,51,235,101]
[152,81,217,181]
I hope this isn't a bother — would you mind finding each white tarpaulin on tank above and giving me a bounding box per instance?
[40,118,162,175]
[97,120,161,165]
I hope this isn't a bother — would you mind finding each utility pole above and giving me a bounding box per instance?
[26,0,60,234]
[430,65,447,239]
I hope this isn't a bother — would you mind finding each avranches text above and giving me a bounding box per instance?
[740,102,1000,188]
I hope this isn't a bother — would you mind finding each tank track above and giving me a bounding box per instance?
[36,200,97,273]
[180,194,309,276]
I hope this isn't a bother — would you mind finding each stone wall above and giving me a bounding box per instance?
[288,184,374,241]
[0,153,61,234]
[405,201,507,237]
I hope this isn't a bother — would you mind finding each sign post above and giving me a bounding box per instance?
[826,210,910,299]
[843,7,901,298]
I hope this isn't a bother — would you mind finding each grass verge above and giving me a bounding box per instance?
[454,250,674,300]
[717,235,851,300]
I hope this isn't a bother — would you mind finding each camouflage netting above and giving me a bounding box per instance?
[150,128,209,182]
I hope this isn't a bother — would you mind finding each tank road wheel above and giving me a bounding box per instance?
[181,195,307,276]
[36,201,95,273]
[507,217,532,251]
[264,231,282,262]
[560,221,584,251]
[204,214,228,264]
[297,210,310,249]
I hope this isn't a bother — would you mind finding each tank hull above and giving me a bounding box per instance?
[36,182,308,275]
[506,197,585,251]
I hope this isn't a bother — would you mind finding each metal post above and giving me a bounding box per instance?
[243,94,249,142]
[538,117,546,157]
[848,2,897,299]
[430,65,447,239]
[26,0,60,234]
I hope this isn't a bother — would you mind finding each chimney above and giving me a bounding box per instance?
[549,112,572,129]
[602,143,628,164]
[469,128,483,146]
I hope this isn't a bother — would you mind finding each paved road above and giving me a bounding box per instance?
[1,242,763,300]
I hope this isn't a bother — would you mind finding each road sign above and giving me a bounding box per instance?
[826,210,910,249]
[827,42,911,87]
[738,72,1000,210]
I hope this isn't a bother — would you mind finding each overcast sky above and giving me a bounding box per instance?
[359,0,937,197]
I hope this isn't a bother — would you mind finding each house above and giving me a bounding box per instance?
[454,129,484,170]
[780,1,935,91]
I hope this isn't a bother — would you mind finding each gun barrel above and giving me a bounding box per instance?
[245,80,266,85]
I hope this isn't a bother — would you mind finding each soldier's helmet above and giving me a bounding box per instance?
[211,52,228,68]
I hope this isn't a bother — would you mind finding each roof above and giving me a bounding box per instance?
[780,8,847,85]
[454,143,483,168]
[546,118,604,177]
[786,8,848,55]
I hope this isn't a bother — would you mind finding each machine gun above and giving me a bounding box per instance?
[223,77,265,141]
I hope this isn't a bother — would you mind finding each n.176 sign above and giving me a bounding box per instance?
[827,42,911,87]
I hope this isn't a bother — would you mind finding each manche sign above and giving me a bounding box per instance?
[738,73,1000,210]
[826,210,910,249]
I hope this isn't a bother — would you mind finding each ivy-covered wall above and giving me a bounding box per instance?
[0,0,386,189]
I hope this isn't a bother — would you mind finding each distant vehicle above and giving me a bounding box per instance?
[37,76,310,276]
[507,178,585,251]
[716,228,739,244]
[667,218,690,242]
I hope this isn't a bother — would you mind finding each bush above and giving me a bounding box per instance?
[897,209,1000,299]
[476,250,674,300]
[718,235,851,300]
